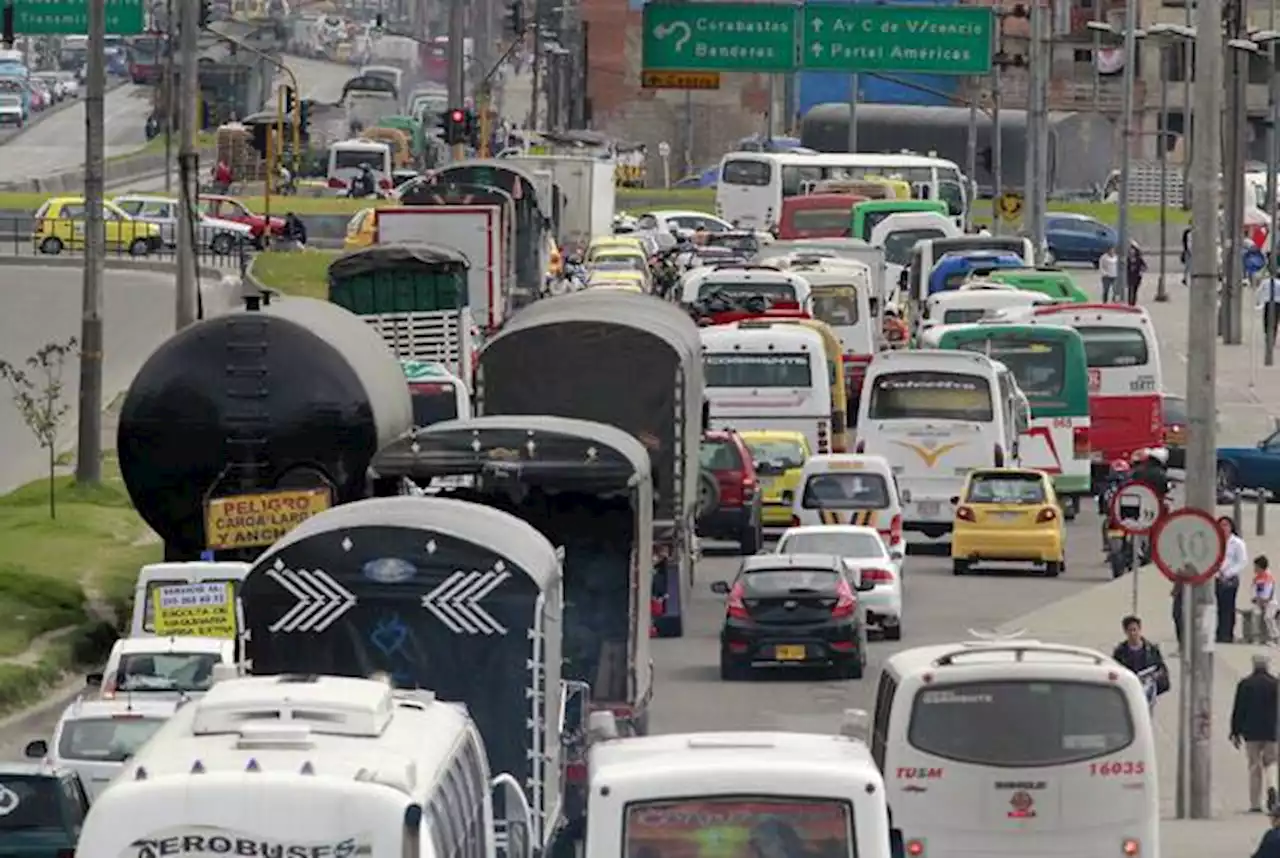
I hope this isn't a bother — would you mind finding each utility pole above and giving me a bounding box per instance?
[966,90,977,232]
[1024,0,1040,249]
[992,65,1003,235]
[446,0,465,110]
[163,0,173,194]
[1032,5,1050,255]
[528,0,543,130]
[847,74,858,152]
[74,0,106,486]
[174,0,199,330]
[1113,0,1139,307]
[1186,0,1224,817]
[1224,0,1247,344]
[1269,32,1279,365]
[1156,42,1170,302]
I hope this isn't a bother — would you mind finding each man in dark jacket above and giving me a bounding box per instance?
[1254,806,1280,858]
[1232,654,1280,812]
[1112,615,1170,709]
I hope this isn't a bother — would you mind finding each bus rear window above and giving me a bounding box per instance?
[883,229,945,266]
[1076,326,1149,368]
[953,337,1067,401]
[813,288,859,326]
[868,371,994,422]
[697,282,797,303]
[705,353,813,388]
[625,797,856,858]
[789,209,852,234]
[942,308,986,325]
[802,472,889,509]
[722,159,771,186]
[908,680,1134,766]
[409,382,459,427]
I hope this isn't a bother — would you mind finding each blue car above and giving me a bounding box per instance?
[928,251,1026,295]
[1045,212,1116,266]
[1217,429,1280,497]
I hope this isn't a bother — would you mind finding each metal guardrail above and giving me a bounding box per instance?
[0,217,250,269]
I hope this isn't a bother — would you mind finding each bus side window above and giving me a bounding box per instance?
[871,672,898,771]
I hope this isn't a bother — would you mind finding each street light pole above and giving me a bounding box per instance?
[1147,24,1195,304]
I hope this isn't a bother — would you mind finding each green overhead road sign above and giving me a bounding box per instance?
[802,6,994,74]
[642,3,798,73]
[14,0,146,34]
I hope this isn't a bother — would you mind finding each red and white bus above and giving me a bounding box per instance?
[1030,304,1162,481]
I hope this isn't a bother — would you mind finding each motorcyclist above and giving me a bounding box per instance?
[1131,446,1172,498]
[1099,458,1132,557]
[882,306,909,347]
[349,162,377,199]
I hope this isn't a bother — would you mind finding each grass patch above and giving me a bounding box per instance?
[106,131,218,165]
[252,248,340,298]
[0,466,161,712]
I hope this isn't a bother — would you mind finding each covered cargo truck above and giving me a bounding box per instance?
[476,290,704,637]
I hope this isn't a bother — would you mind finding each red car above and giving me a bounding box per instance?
[199,195,285,247]
[696,429,764,553]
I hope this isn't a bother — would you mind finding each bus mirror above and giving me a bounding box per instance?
[839,708,869,739]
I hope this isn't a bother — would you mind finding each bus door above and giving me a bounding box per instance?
[1032,305,1162,476]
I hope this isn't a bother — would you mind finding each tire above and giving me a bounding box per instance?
[1218,461,1238,496]
[1110,551,1128,579]
[128,238,150,257]
[1045,560,1063,578]
[836,654,865,680]
[210,232,235,255]
[952,559,969,576]
[695,469,720,518]
[39,236,62,255]
[720,653,750,681]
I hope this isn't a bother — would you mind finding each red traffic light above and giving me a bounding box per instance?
[451,110,464,122]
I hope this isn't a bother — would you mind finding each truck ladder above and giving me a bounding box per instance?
[222,315,272,494]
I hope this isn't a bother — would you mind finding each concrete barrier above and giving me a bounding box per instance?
[0,146,217,195]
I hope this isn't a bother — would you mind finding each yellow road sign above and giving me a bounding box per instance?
[997,192,1024,220]
[641,70,722,90]
[204,487,332,551]
[152,582,236,639]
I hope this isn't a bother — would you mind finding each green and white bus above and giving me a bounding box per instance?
[922,322,1092,517]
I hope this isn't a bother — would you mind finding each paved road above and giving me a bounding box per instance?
[0,56,360,187]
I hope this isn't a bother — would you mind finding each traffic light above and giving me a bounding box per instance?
[298,99,311,140]
[441,108,467,145]
[2,3,13,48]
[464,108,479,148]
[505,0,524,36]
[250,123,269,157]
[374,12,383,28]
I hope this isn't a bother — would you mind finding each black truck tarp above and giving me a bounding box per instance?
[238,495,562,805]
[329,243,469,278]
[477,291,704,522]
[371,415,653,706]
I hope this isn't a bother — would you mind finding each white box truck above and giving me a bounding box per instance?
[499,154,616,251]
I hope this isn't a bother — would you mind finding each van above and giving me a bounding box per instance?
[791,454,904,554]
[129,562,251,638]
[326,139,392,193]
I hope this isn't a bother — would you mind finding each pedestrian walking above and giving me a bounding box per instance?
[1111,615,1169,709]
[1171,580,1184,651]
[1100,244,1119,303]
[1257,270,1280,361]
[1231,654,1280,813]
[1220,516,1250,643]
[1256,555,1279,643]
[1126,241,1147,305]
[1181,226,1192,286]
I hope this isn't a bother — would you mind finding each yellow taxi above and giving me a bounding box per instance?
[344,205,403,250]
[951,468,1065,577]
[587,250,652,290]
[739,430,811,528]
[585,235,646,261]
[33,196,163,256]
[585,270,646,293]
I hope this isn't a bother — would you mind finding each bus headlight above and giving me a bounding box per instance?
[1121,838,1140,856]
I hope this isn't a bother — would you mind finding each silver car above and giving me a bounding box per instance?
[112,194,253,255]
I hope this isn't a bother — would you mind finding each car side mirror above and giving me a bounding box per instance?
[890,545,905,560]
[710,580,731,595]
[85,672,103,687]
[24,740,47,759]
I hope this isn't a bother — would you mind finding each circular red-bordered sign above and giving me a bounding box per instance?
[1107,480,1164,536]
[1152,508,1226,585]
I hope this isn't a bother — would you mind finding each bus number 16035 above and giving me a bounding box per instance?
[1089,761,1145,776]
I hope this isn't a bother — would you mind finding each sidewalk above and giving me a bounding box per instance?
[1001,516,1280,858]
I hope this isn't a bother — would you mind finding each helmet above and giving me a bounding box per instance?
[1147,447,1170,465]
[1131,448,1150,464]
[1111,459,1131,474]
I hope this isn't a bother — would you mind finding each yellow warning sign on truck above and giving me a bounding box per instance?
[152,581,237,638]
[204,487,332,551]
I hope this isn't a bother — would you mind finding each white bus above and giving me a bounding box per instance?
[74,674,533,858]
[587,727,894,858]
[716,152,968,232]
[680,264,813,310]
[701,323,835,455]
[1028,303,1164,471]
[855,350,1029,538]
[859,639,1158,858]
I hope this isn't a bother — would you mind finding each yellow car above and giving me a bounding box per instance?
[344,207,379,250]
[585,235,645,262]
[951,468,1065,577]
[739,430,811,527]
[588,250,652,289]
[586,270,646,292]
[32,197,163,256]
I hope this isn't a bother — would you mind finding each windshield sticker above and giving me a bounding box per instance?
[920,690,994,704]
[706,355,808,366]
[880,378,982,391]
[130,832,372,858]
[0,784,18,816]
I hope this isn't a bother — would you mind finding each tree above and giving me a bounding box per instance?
[0,338,78,519]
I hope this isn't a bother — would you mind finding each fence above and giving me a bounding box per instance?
[0,217,253,269]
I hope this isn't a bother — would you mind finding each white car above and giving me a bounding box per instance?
[56,72,80,98]
[24,696,182,799]
[89,635,234,698]
[775,524,904,640]
[635,209,736,236]
[0,93,24,127]
[111,194,253,255]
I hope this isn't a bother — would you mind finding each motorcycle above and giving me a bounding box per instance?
[1107,525,1133,579]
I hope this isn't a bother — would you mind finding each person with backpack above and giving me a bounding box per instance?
[1111,615,1170,709]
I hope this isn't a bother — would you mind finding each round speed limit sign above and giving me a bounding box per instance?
[1152,508,1226,585]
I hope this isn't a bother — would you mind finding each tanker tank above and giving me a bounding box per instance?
[117,295,413,561]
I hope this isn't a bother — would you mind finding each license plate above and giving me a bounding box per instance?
[918,501,941,516]
[996,511,1023,520]
[775,645,806,661]
[1106,529,1124,538]
[761,477,781,496]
